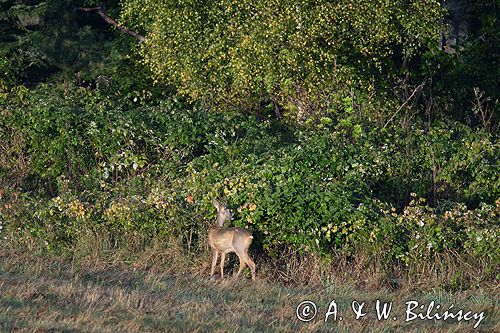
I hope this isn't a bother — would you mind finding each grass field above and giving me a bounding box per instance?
[0,247,498,333]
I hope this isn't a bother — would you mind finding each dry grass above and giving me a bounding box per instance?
[0,244,498,333]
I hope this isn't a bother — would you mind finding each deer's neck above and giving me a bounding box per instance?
[215,215,225,228]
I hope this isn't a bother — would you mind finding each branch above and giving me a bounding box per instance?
[77,6,146,42]
[383,81,425,129]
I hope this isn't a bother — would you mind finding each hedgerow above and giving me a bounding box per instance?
[1,85,497,267]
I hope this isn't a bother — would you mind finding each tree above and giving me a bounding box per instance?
[0,0,122,87]
[120,0,444,119]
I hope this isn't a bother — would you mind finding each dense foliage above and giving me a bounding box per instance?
[0,1,498,282]
[121,0,443,119]
[1,85,498,268]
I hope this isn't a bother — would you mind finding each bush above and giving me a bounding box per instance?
[0,85,498,268]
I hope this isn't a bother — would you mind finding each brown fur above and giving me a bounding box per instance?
[209,200,256,280]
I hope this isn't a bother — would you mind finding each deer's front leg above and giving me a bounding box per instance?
[210,250,219,279]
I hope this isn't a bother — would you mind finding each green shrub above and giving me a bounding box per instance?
[1,85,497,267]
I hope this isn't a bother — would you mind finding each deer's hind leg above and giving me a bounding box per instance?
[234,249,255,280]
[243,253,256,281]
[235,253,247,278]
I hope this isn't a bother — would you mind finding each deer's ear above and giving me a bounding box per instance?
[212,199,220,210]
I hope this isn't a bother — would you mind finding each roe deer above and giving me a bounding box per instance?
[209,199,256,280]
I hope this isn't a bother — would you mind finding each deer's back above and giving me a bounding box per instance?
[208,227,253,254]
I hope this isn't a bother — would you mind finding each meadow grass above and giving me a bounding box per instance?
[0,243,498,333]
